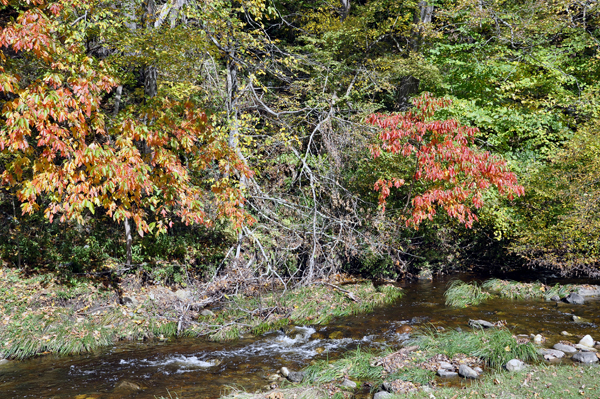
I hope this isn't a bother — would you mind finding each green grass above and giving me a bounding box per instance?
[444,280,492,308]
[302,346,384,385]
[413,328,539,369]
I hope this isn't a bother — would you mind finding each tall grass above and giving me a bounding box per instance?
[444,280,492,307]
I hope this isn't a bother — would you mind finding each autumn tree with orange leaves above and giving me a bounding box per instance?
[366,94,524,229]
[0,0,253,265]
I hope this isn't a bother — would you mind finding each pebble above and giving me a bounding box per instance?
[468,319,494,329]
[533,334,544,344]
[538,348,565,359]
[341,379,357,389]
[280,367,289,377]
[553,343,577,353]
[574,344,597,352]
[561,331,572,336]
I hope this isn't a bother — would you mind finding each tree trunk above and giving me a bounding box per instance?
[124,217,133,266]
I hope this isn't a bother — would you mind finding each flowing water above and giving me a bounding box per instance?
[1,273,599,398]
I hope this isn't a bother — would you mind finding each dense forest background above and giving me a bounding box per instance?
[1,0,599,284]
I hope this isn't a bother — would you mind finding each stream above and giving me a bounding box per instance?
[1,273,599,398]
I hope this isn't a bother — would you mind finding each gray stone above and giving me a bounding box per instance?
[573,315,591,323]
[474,366,483,373]
[553,343,577,353]
[458,364,479,379]
[439,361,454,370]
[280,367,290,377]
[341,379,357,389]
[579,335,595,348]
[0,359,9,366]
[550,295,561,302]
[287,371,304,383]
[572,352,599,364]
[114,380,142,391]
[437,369,458,377]
[574,344,597,352]
[561,331,573,336]
[505,359,525,372]
[538,348,565,359]
[533,334,544,344]
[468,319,494,329]
[373,392,393,399]
[200,309,215,317]
[566,293,585,305]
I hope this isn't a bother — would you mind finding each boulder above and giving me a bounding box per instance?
[579,335,595,348]
[373,392,393,399]
[468,319,494,329]
[553,343,577,353]
[437,369,458,377]
[550,295,561,302]
[565,293,584,305]
[572,352,599,364]
[458,364,479,379]
[505,359,525,372]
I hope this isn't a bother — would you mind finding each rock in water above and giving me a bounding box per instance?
[280,367,290,377]
[572,352,599,364]
[437,369,458,377]
[553,343,577,353]
[565,293,585,305]
[458,364,479,379]
[533,334,544,344]
[505,359,525,372]
[579,335,595,348]
[550,295,560,302]
[468,319,494,329]
[287,371,304,383]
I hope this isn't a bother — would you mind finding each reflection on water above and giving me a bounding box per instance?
[1,273,599,398]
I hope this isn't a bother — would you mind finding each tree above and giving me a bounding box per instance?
[0,0,253,266]
[366,93,524,229]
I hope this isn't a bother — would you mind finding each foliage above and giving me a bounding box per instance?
[444,280,492,308]
[367,93,524,229]
[0,0,252,241]
[303,347,384,385]
[482,279,576,301]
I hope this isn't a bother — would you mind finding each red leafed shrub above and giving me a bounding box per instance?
[366,93,524,229]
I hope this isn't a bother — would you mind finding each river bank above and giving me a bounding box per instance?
[0,266,401,360]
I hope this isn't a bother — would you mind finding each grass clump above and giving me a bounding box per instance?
[483,279,579,300]
[413,327,539,369]
[444,280,492,308]
[303,347,384,385]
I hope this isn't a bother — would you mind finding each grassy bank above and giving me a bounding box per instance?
[220,328,597,399]
[0,267,402,359]
[444,278,596,308]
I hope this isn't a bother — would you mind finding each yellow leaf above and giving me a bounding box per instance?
[505,345,511,351]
